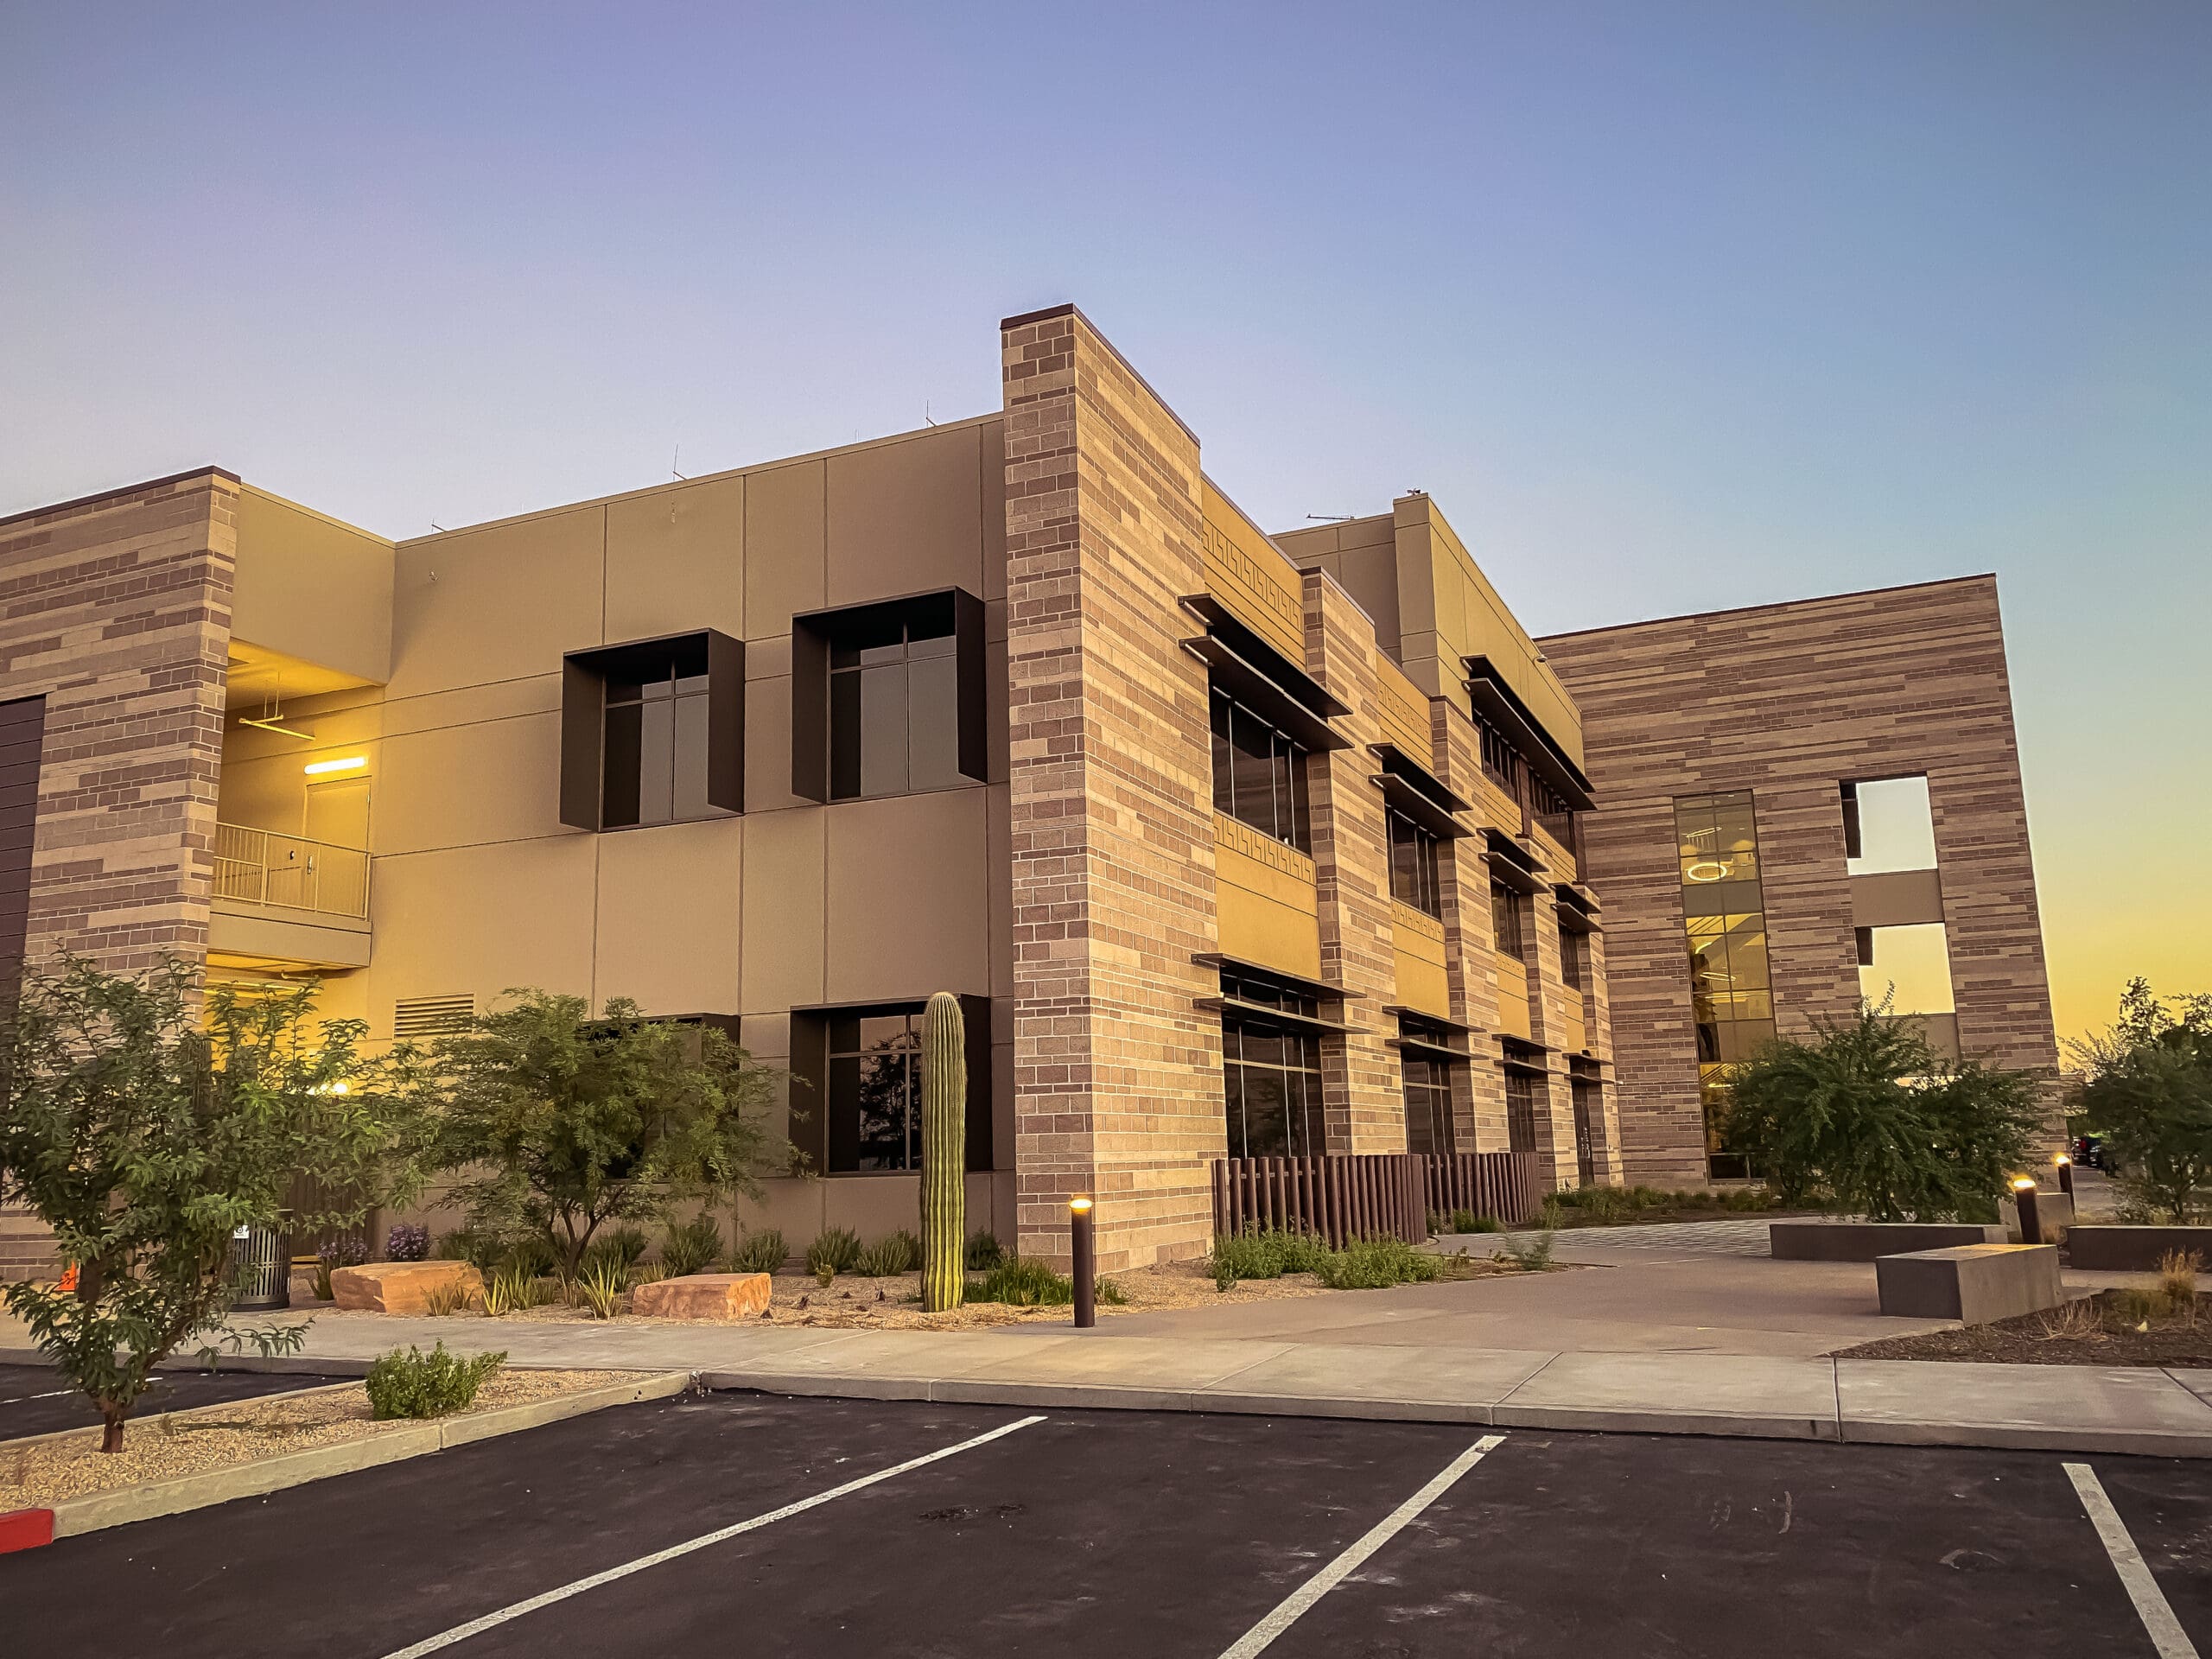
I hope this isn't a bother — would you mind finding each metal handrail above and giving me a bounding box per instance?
[213,823,370,919]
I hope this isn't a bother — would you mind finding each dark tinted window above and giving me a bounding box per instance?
[1388,810,1441,918]
[1210,686,1310,853]
[830,613,959,801]
[828,1009,924,1172]
[1491,883,1525,960]
[604,661,713,828]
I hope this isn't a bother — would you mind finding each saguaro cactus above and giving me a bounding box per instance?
[918,991,966,1312]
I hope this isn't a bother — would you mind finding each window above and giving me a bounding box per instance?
[1474,713,1519,793]
[1560,928,1586,991]
[1842,775,1937,874]
[1211,688,1311,852]
[1503,1067,1541,1154]
[1858,921,1955,1015]
[1402,1056,1454,1155]
[561,631,742,830]
[1491,882,1526,962]
[603,661,711,827]
[1570,1072,1601,1186]
[791,589,987,803]
[1388,810,1442,918]
[829,1010,925,1172]
[788,995,994,1175]
[1675,790,1774,1179]
[1220,969,1325,1159]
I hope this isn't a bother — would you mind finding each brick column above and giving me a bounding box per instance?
[1436,702,1507,1151]
[1525,888,1583,1188]
[1001,306,1221,1271]
[1303,571,1400,1149]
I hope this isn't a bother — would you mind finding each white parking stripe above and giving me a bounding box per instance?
[1215,1434,1507,1659]
[2066,1462,2201,1659]
[380,1413,1048,1657]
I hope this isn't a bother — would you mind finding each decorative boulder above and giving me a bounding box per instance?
[330,1260,484,1314]
[629,1273,772,1320]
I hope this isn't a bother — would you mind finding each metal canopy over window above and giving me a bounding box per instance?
[1180,594,1350,755]
[561,630,743,830]
[1463,655,1595,813]
[1483,827,1548,895]
[1371,747,1473,842]
[1554,881,1602,933]
[1192,952,1355,1007]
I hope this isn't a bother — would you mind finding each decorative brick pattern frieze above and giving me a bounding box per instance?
[1541,576,2061,1187]
[1001,308,1221,1270]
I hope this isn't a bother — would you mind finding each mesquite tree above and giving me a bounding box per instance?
[0,960,425,1451]
[429,991,791,1278]
[2071,978,2212,1221]
[918,992,965,1312]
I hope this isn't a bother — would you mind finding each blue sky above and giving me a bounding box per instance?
[3,3,2206,1039]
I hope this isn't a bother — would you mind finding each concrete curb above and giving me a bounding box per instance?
[692,1368,2212,1457]
[7,1370,691,1549]
[2,1380,365,1459]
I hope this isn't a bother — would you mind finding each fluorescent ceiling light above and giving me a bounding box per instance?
[303,755,368,776]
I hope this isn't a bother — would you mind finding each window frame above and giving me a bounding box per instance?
[1387,808,1443,918]
[1210,685,1312,853]
[560,630,743,831]
[791,588,988,804]
[787,995,995,1175]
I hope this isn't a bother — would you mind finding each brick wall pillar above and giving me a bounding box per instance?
[1436,702,1506,1151]
[1001,306,1222,1271]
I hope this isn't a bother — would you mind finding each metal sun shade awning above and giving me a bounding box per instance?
[1482,827,1549,894]
[1180,594,1351,753]
[1554,881,1603,932]
[1370,744,1473,839]
[1463,654,1596,812]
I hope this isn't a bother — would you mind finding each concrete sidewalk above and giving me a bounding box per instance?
[17,1315,2202,1459]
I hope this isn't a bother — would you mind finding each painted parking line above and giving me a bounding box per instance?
[2066,1463,2202,1659]
[378,1413,1048,1659]
[1214,1433,1507,1659]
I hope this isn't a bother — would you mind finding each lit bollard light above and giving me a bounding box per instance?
[1070,1195,1096,1329]
[2055,1154,2074,1198]
[2012,1176,2043,1245]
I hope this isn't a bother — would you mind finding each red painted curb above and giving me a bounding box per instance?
[0,1508,54,1553]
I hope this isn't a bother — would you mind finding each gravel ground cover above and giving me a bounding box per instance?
[0,1368,638,1510]
[1834,1291,2210,1368]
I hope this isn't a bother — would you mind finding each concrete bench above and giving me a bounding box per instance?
[1876,1243,2063,1325]
[1770,1221,2005,1262]
[1999,1189,2074,1242]
[2064,1226,2212,1272]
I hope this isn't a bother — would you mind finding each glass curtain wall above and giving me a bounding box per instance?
[1675,790,1774,1179]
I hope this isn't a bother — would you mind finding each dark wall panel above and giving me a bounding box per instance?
[0,696,45,994]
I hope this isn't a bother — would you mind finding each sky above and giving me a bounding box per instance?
[2,3,2206,1049]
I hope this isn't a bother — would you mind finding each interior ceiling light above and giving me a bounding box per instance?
[303,756,368,776]
[1685,861,1730,882]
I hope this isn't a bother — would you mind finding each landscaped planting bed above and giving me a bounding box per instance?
[1833,1289,2211,1368]
[0,1369,637,1511]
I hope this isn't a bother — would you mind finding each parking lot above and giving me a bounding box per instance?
[0,1362,356,1443]
[3,1389,2204,1657]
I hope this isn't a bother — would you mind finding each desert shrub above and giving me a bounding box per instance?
[1498,1225,1556,1271]
[806,1226,863,1277]
[1209,1227,1332,1289]
[312,1236,370,1300]
[2159,1249,2202,1307]
[385,1223,430,1262]
[577,1256,627,1318]
[423,1278,478,1316]
[2113,1286,2169,1325]
[729,1229,787,1274]
[365,1342,505,1420]
[435,1229,500,1271]
[658,1216,723,1279]
[964,1229,1005,1271]
[1318,1236,1440,1290]
[480,1262,537,1317]
[595,1224,650,1268]
[2073,979,2212,1223]
[853,1230,922,1276]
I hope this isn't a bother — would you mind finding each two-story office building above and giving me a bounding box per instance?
[0,306,1618,1274]
[0,303,2060,1275]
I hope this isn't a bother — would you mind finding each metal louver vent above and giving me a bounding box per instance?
[393,995,474,1039]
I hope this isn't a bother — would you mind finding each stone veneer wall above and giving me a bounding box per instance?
[1539,575,2060,1187]
[1000,306,1224,1269]
[0,468,238,1274]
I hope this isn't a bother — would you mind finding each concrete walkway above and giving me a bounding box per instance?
[20,1311,2199,1459]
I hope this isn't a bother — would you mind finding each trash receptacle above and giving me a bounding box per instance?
[229,1223,290,1311]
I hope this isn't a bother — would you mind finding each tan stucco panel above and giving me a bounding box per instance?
[823,787,993,1003]
[233,486,396,685]
[594,817,742,1014]
[365,837,600,1023]
[372,710,564,856]
[1390,902,1450,1019]
[738,807,826,1013]
[742,461,826,637]
[389,506,605,699]
[826,424,988,609]
[1214,822,1322,982]
[605,474,745,645]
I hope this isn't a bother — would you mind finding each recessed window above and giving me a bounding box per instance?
[1211,688,1311,853]
[1858,921,1955,1015]
[1388,810,1442,918]
[786,995,993,1175]
[1560,928,1586,991]
[561,631,742,831]
[1843,776,1937,874]
[1503,1065,1541,1154]
[1491,882,1526,962]
[792,589,986,804]
[1223,1014,1325,1160]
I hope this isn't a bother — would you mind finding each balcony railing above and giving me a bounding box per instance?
[213,823,369,920]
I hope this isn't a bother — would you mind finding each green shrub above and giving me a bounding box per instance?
[963,1255,1128,1307]
[365,1342,506,1420]
[502,1235,559,1277]
[729,1228,787,1274]
[1469,1216,1503,1233]
[592,1224,650,1269]
[577,1256,627,1318]
[806,1225,862,1277]
[1499,1226,1555,1271]
[435,1229,499,1271]
[1209,1227,1333,1289]
[853,1230,922,1276]
[658,1216,723,1279]
[964,1229,1004,1271]
[1318,1236,1440,1290]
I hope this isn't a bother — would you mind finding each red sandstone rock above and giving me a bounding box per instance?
[629,1273,772,1320]
[330,1261,484,1314]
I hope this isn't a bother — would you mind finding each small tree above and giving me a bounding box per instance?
[0,959,425,1450]
[429,990,791,1277]
[1720,1004,2044,1221]
[2071,978,2212,1222]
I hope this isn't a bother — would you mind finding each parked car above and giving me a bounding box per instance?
[2071,1134,2107,1172]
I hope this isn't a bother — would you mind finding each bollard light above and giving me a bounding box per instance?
[2012,1176,2043,1246]
[1070,1196,1096,1330]
[2055,1153,2074,1198]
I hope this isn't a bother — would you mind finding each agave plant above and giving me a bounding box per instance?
[577,1256,628,1319]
